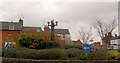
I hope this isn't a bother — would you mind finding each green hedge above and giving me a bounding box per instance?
[115,49,120,52]
[66,48,86,60]
[2,48,119,60]
[64,45,82,50]
[2,48,67,60]
[31,41,61,49]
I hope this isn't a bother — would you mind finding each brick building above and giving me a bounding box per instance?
[0,18,42,47]
[0,18,71,47]
[43,26,71,45]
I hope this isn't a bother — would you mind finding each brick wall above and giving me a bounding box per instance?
[1,30,21,47]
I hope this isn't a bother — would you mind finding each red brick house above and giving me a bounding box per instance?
[0,18,42,48]
[42,26,70,45]
[0,18,71,47]
[90,42,101,50]
[75,40,84,46]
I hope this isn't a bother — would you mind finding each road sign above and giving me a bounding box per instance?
[5,44,9,51]
[83,44,90,52]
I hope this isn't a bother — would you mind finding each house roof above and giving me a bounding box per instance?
[54,29,70,34]
[90,42,100,46]
[0,21,22,31]
[23,26,43,33]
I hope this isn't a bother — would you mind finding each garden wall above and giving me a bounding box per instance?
[1,58,120,63]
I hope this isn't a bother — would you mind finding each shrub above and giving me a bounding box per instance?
[91,48,109,60]
[115,49,120,52]
[3,48,67,60]
[64,45,82,50]
[32,41,61,49]
[37,49,67,60]
[3,49,17,58]
[66,48,86,60]
[18,34,33,47]
[2,48,6,57]
[116,53,120,60]
[45,41,60,49]
[108,50,119,59]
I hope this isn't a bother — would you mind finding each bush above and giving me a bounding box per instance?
[32,41,60,49]
[3,49,17,58]
[3,48,67,60]
[19,34,60,49]
[64,45,82,50]
[36,49,67,60]
[66,48,86,60]
[91,48,109,60]
[108,50,119,59]
[116,53,120,60]
[45,41,60,49]
[115,49,120,52]
[18,34,33,47]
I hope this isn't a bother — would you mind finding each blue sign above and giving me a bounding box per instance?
[5,44,9,51]
[83,44,90,52]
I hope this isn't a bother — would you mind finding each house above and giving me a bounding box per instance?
[0,18,42,47]
[101,32,113,49]
[109,35,120,49]
[23,26,42,33]
[44,26,71,44]
[54,29,71,44]
[71,41,78,45]
[0,18,71,47]
[101,32,120,49]
[75,40,84,46]
[90,42,101,50]
[0,21,22,47]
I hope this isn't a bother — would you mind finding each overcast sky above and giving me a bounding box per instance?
[0,0,119,42]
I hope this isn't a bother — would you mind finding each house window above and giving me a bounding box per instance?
[9,26,14,30]
[37,30,40,33]
[114,46,118,49]
[63,34,65,38]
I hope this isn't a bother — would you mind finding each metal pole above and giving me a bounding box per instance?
[48,20,58,41]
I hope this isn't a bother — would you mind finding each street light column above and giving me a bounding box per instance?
[47,20,58,41]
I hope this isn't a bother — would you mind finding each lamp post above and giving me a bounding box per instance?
[47,20,58,41]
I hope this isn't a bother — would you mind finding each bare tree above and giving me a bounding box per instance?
[77,27,91,44]
[93,17,117,41]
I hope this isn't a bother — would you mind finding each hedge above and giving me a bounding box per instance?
[2,48,120,60]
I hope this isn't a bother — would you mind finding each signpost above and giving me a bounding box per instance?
[5,44,9,51]
[83,44,90,57]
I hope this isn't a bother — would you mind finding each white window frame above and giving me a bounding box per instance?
[9,26,14,30]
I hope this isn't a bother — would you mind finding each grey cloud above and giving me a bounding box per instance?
[0,2,118,41]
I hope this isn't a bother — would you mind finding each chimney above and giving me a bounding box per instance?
[19,18,23,29]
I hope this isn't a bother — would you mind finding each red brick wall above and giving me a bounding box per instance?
[102,40,110,49]
[94,43,101,49]
[1,30,21,47]
[76,40,84,46]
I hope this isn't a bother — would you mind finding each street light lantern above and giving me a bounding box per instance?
[51,20,54,22]
[55,21,58,26]
[55,21,58,23]
[47,20,58,41]
[47,22,50,25]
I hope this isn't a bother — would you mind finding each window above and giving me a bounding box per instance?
[114,46,118,49]
[9,26,14,30]
[63,34,65,38]
[37,30,40,33]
